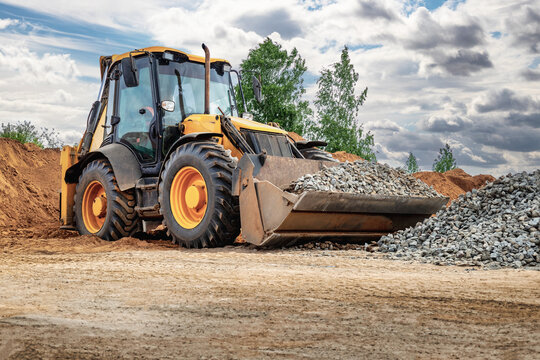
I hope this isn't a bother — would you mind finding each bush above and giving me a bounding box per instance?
[405,152,419,174]
[0,121,62,148]
[433,143,457,173]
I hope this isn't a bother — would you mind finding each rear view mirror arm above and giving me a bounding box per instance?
[231,70,248,113]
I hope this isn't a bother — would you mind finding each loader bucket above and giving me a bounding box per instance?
[233,154,448,248]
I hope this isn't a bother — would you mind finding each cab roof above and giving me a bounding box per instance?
[99,46,230,77]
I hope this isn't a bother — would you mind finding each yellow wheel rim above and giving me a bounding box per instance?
[82,180,107,233]
[170,166,208,229]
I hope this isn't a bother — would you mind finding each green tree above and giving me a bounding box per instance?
[311,46,375,161]
[432,143,457,173]
[237,38,311,134]
[405,152,419,173]
[0,121,62,148]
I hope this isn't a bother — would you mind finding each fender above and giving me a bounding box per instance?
[65,143,142,191]
[159,132,223,178]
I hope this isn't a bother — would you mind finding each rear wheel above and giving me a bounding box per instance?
[159,141,240,248]
[300,147,338,162]
[74,159,139,240]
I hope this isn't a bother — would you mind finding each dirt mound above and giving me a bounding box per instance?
[287,131,305,142]
[0,138,61,229]
[413,172,464,203]
[413,168,495,205]
[331,151,363,162]
[444,168,496,193]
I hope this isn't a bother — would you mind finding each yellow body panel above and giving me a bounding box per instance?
[229,116,288,135]
[60,145,78,226]
[89,105,107,152]
[183,114,287,135]
[183,114,222,134]
[221,136,243,160]
[181,114,289,159]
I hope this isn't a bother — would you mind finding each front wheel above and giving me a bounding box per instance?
[158,142,240,248]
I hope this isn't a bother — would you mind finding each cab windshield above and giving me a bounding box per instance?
[158,60,238,124]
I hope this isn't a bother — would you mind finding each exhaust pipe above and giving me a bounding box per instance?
[202,43,210,114]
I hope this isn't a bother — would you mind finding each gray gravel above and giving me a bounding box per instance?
[378,170,540,269]
[288,161,441,197]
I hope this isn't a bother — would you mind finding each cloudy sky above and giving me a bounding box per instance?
[0,0,538,175]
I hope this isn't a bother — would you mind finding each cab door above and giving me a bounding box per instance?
[115,56,159,164]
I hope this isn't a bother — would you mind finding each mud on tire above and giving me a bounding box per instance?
[74,159,140,240]
[158,141,240,248]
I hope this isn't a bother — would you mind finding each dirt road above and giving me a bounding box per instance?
[1,234,539,359]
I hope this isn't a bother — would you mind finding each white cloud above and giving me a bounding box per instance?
[365,119,403,132]
[0,45,80,83]
[0,0,179,31]
[0,44,96,144]
[420,114,473,132]
[0,18,19,30]
[50,89,75,104]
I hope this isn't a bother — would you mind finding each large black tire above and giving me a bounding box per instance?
[74,159,140,240]
[158,142,240,248]
[300,147,338,162]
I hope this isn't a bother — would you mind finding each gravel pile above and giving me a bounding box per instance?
[288,161,441,197]
[378,170,540,269]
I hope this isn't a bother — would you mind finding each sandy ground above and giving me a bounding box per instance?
[1,233,539,359]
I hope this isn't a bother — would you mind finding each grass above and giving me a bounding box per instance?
[0,121,62,148]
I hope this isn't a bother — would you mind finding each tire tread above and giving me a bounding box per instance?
[74,159,139,241]
[158,142,240,248]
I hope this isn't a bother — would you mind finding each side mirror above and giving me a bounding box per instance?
[121,56,139,87]
[161,100,175,112]
[252,75,262,103]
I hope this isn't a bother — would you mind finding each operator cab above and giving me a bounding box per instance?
[96,49,242,175]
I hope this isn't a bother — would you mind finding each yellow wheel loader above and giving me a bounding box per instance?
[59,45,446,248]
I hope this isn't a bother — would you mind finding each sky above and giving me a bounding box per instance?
[0,0,538,176]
